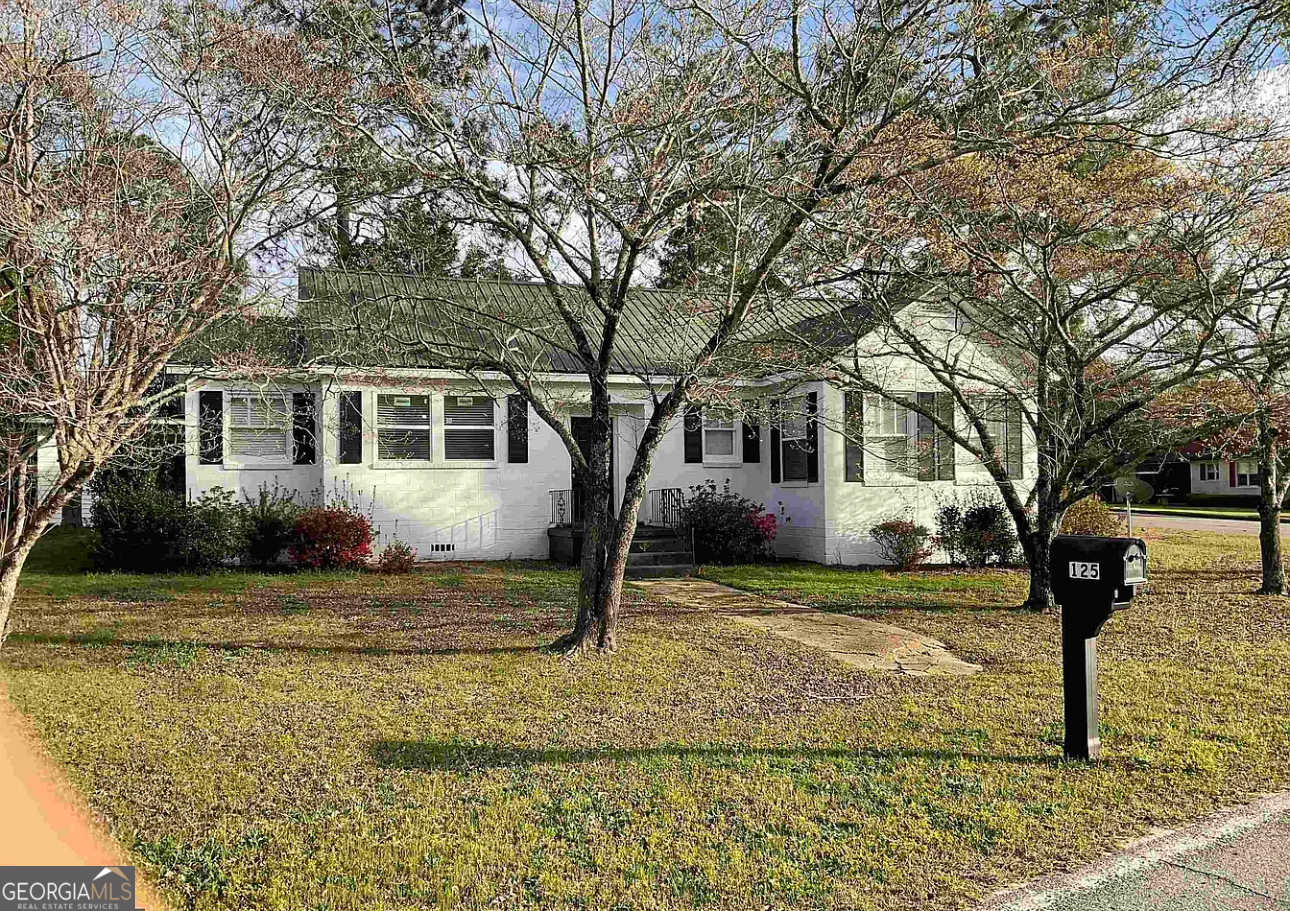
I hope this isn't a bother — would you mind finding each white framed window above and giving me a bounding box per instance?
[865,393,915,479]
[780,396,811,482]
[444,395,496,460]
[1236,460,1258,488]
[703,411,738,462]
[228,393,291,464]
[377,394,432,460]
[1200,462,1220,482]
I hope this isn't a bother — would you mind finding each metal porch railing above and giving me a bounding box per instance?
[646,487,685,528]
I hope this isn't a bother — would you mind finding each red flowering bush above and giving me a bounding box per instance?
[870,518,934,570]
[681,479,778,564]
[750,511,779,543]
[289,506,373,569]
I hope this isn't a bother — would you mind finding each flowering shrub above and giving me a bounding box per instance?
[289,506,373,569]
[869,518,934,570]
[1060,495,1125,537]
[681,479,777,564]
[374,540,417,574]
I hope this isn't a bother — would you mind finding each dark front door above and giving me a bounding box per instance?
[570,416,613,523]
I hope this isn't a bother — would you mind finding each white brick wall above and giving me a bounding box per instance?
[44,359,1038,568]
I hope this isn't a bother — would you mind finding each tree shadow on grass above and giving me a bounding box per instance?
[5,632,542,659]
[369,738,1062,772]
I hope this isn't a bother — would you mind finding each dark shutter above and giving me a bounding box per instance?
[806,392,819,483]
[1006,400,1024,479]
[508,395,529,463]
[158,372,185,419]
[917,392,936,481]
[684,406,703,463]
[198,391,223,464]
[844,392,864,483]
[915,391,957,482]
[770,400,781,483]
[293,392,317,465]
[742,420,761,463]
[339,391,363,464]
[935,391,956,481]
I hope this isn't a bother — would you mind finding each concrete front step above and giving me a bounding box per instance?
[629,538,689,554]
[625,563,694,579]
[626,551,694,567]
[551,525,691,562]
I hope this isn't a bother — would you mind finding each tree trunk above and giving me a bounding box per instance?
[1022,499,1061,613]
[553,392,617,656]
[0,541,37,649]
[1257,439,1286,596]
[549,383,687,656]
[594,477,651,652]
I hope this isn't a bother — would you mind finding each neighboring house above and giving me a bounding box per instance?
[1103,444,1261,505]
[42,269,1037,566]
[1187,450,1263,501]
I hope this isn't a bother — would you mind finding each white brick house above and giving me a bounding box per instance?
[43,270,1036,565]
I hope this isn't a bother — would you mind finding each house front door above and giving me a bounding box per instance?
[570,416,614,522]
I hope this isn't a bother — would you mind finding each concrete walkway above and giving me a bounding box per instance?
[978,792,1290,910]
[0,682,170,909]
[632,578,981,676]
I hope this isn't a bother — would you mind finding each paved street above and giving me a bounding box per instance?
[1118,512,1264,536]
[978,793,1290,910]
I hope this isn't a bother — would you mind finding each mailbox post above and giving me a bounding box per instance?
[1050,535,1148,760]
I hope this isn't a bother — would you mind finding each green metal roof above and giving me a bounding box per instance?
[177,268,891,375]
[294,267,858,376]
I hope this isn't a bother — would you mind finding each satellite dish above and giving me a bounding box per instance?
[1114,476,1154,501]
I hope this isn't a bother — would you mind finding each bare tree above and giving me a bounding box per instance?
[283,0,1290,648]
[275,0,1245,652]
[0,0,330,644]
[771,121,1290,610]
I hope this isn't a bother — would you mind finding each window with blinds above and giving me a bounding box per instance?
[703,411,736,458]
[377,394,431,460]
[444,396,495,460]
[866,393,916,480]
[229,394,291,462]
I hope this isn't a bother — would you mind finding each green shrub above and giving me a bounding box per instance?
[241,485,302,566]
[935,491,1019,567]
[680,480,777,565]
[91,476,245,572]
[869,518,934,570]
[1061,495,1126,537]
[375,540,417,574]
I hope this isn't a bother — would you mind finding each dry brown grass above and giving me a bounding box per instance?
[2,528,1288,910]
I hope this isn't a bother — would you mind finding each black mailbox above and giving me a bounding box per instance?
[1050,535,1148,761]
[1051,535,1147,638]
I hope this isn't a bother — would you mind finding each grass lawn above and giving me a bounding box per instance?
[2,527,1289,910]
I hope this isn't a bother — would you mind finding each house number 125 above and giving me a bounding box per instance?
[1069,561,1101,580]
